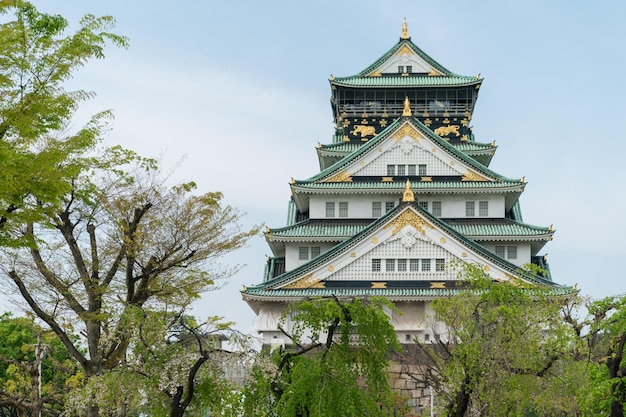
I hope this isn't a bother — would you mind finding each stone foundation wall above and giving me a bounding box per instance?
[388,345,441,416]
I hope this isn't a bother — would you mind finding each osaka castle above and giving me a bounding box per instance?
[241,20,568,347]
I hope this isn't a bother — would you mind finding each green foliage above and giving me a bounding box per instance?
[64,309,252,417]
[0,312,78,417]
[416,264,578,417]
[574,295,626,417]
[243,297,404,417]
[0,1,131,248]
[0,3,261,417]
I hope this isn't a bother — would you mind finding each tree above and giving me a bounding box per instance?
[0,312,78,417]
[243,296,406,417]
[566,295,626,417]
[2,166,259,415]
[64,309,253,417]
[404,264,577,417]
[0,3,261,416]
[0,1,128,248]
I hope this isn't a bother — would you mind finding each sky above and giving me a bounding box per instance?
[15,1,626,333]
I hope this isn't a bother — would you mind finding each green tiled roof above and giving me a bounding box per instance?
[245,202,566,294]
[318,142,363,154]
[292,180,524,192]
[266,218,551,241]
[267,219,372,240]
[452,142,496,153]
[331,75,481,88]
[244,287,463,299]
[300,117,519,185]
[330,37,481,89]
[243,286,573,300]
[445,219,552,239]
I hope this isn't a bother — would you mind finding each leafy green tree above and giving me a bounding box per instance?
[405,264,577,417]
[0,0,128,248]
[0,312,78,417]
[566,295,626,417]
[0,3,261,416]
[64,309,253,417]
[243,296,406,417]
[3,165,259,416]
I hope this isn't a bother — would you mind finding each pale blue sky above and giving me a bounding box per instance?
[22,1,626,331]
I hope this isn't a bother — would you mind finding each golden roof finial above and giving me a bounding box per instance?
[402,179,415,202]
[401,17,410,39]
[402,96,412,116]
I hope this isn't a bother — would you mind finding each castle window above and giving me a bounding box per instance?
[479,201,489,216]
[397,165,406,175]
[421,259,431,271]
[496,245,517,259]
[410,259,420,271]
[339,202,349,217]
[432,201,442,216]
[398,66,404,73]
[418,201,428,211]
[299,246,321,260]
[507,246,517,259]
[406,65,412,73]
[397,259,407,271]
[372,201,381,217]
[372,259,381,272]
[408,165,416,175]
[466,201,475,217]
[385,201,395,213]
[387,165,395,175]
[418,164,427,175]
[385,259,396,272]
[436,259,445,271]
[326,202,335,217]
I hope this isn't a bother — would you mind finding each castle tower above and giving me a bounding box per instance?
[242,21,568,348]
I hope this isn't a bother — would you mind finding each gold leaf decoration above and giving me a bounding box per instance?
[461,171,488,182]
[385,210,434,236]
[372,282,387,289]
[284,273,321,289]
[391,124,422,143]
[430,282,446,289]
[326,170,353,182]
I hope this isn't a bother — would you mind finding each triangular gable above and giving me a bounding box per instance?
[365,42,445,77]
[319,119,504,184]
[356,37,455,78]
[273,204,553,290]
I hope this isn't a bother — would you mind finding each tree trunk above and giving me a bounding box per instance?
[169,386,186,417]
[447,374,472,417]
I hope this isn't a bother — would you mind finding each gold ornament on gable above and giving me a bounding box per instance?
[284,273,323,289]
[385,210,434,236]
[391,124,422,143]
[461,171,488,182]
[326,169,353,183]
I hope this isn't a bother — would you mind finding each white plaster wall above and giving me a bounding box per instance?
[309,193,505,219]
[285,242,335,270]
[482,242,532,267]
[310,194,399,219]
[354,144,460,177]
[437,194,504,218]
